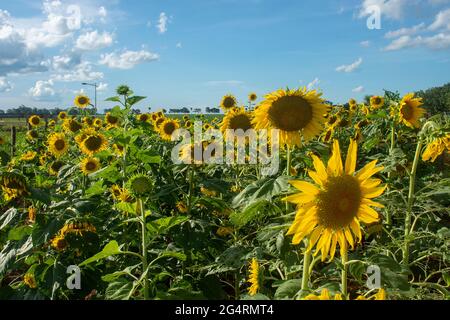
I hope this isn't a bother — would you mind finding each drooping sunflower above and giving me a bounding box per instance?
[80,157,101,175]
[47,133,69,158]
[349,99,357,113]
[422,134,450,162]
[112,143,125,157]
[105,112,120,127]
[26,130,39,141]
[20,151,37,161]
[398,93,425,129]
[58,111,68,121]
[253,88,330,147]
[220,107,253,136]
[74,95,91,108]
[28,115,41,127]
[370,96,384,110]
[0,172,28,201]
[127,174,152,197]
[247,258,260,296]
[220,94,238,112]
[63,119,83,133]
[159,119,180,141]
[249,93,258,102]
[49,161,65,176]
[79,132,108,156]
[285,139,386,261]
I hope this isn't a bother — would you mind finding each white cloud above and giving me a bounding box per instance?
[75,30,114,51]
[99,50,159,69]
[29,79,59,101]
[51,61,103,82]
[98,6,107,19]
[0,77,13,92]
[360,40,371,47]
[307,77,320,90]
[50,52,82,71]
[429,8,450,31]
[352,85,365,93]
[384,33,450,51]
[358,0,408,20]
[97,82,108,91]
[385,23,425,38]
[336,58,363,73]
[157,12,169,34]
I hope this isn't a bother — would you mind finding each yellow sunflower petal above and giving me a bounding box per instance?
[327,140,343,176]
[289,180,320,195]
[345,139,357,175]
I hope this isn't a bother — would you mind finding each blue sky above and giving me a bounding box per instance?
[0,0,449,112]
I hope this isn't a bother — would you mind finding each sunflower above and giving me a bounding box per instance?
[20,151,37,161]
[79,132,108,156]
[247,258,260,296]
[370,96,384,110]
[94,118,103,127]
[28,115,41,127]
[105,112,120,127]
[285,139,385,261]
[127,174,152,197]
[74,95,91,108]
[48,119,56,127]
[157,111,164,118]
[183,115,189,122]
[154,117,165,130]
[1,172,28,201]
[200,186,217,197]
[303,288,341,300]
[322,127,334,143]
[398,93,425,129]
[28,206,37,223]
[137,113,150,123]
[110,185,133,202]
[63,119,83,133]
[176,201,188,213]
[83,117,94,126]
[216,226,234,237]
[47,133,69,158]
[80,157,101,175]
[249,93,258,102]
[23,273,37,289]
[49,161,65,176]
[151,113,160,122]
[184,120,193,129]
[253,88,329,147]
[220,107,253,136]
[112,143,125,157]
[422,134,450,162]
[51,234,67,251]
[159,119,180,141]
[58,111,68,120]
[349,99,358,113]
[220,94,238,112]
[26,130,39,141]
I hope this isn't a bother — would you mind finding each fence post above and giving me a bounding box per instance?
[10,126,16,157]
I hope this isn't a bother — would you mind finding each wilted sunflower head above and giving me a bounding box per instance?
[127,174,152,197]
[370,96,384,110]
[26,130,39,141]
[63,119,83,133]
[58,111,68,120]
[74,95,90,109]
[20,151,37,162]
[220,94,238,111]
[28,115,41,127]
[159,119,180,141]
[80,157,101,175]
[116,85,132,96]
[105,112,120,127]
[0,172,28,201]
[398,93,425,129]
[249,93,258,102]
[252,88,330,147]
[49,161,65,176]
[80,132,108,156]
[47,133,69,158]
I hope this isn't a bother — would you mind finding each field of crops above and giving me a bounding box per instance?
[0,86,448,301]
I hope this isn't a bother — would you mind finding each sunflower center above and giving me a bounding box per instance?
[107,115,118,124]
[223,97,236,109]
[84,136,102,151]
[78,97,88,105]
[373,98,382,105]
[31,117,40,125]
[317,175,362,229]
[401,103,413,120]
[85,161,97,171]
[229,114,252,131]
[54,139,66,151]
[51,161,64,172]
[163,122,176,135]
[268,96,313,131]
[140,114,149,122]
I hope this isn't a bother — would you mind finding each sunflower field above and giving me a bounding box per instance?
[0,85,449,301]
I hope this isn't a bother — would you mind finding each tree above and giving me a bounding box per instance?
[416,83,450,116]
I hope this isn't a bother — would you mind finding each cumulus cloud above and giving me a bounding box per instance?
[429,8,450,31]
[75,30,114,51]
[157,12,169,34]
[97,82,108,91]
[51,61,103,82]
[352,85,365,93]
[384,33,450,51]
[336,58,363,73]
[385,23,426,38]
[99,50,159,69]
[28,79,59,101]
[358,0,408,20]
[0,77,13,92]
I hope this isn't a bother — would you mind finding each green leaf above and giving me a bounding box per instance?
[79,240,122,266]
[105,96,121,103]
[127,96,146,106]
[147,216,189,235]
[274,279,302,299]
[8,226,33,241]
[29,188,51,205]
[85,180,105,197]
[232,176,289,208]
[105,278,133,300]
[115,202,137,215]
[230,199,281,228]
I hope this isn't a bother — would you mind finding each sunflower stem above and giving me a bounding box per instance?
[301,245,311,293]
[187,166,194,214]
[137,198,150,300]
[341,241,348,298]
[386,120,396,226]
[403,137,423,266]
[285,145,292,212]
